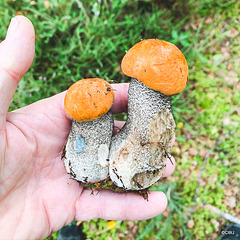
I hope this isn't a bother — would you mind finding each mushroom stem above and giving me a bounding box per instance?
[109,78,176,190]
[64,111,113,183]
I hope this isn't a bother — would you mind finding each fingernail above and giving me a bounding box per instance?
[6,17,20,40]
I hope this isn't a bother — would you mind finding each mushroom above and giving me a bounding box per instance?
[109,39,188,190]
[63,78,114,183]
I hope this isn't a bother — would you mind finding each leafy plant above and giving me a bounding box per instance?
[137,181,192,240]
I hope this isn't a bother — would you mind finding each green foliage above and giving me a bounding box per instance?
[191,208,219,239]
[82,219,128,240]
[137,181,192,240]
[0,0,187,110]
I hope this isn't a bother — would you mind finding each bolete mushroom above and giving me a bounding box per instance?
[63,78,114,183]
[109,39,188,190]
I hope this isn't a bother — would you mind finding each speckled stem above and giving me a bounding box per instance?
[109,78,176,190]
[63,111,114,183]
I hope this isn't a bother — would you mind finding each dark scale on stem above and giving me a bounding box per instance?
[61,146,66,160]
[83,176,88,183]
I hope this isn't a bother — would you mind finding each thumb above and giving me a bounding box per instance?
[0,16,35,132]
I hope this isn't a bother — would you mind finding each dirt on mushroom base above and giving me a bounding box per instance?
[62,147,173,201]
[61,147,150,199]
[83,177,150,200]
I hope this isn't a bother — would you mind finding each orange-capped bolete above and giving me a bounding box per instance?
[63,78,114,183]
[109,39,188,190]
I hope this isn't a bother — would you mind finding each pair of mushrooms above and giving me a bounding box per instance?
[63,39,188,191]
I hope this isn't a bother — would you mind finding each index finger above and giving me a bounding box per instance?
[110,83,129,114]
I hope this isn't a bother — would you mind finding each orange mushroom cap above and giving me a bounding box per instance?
[121,39,189,95]
[64,78,114,121]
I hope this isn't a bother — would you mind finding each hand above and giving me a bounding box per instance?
[0,16,175,239]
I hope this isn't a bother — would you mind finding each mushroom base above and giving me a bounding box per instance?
[83,178,150,200]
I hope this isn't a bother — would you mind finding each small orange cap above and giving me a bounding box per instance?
[64,78,114,121]
[121,39,188,95]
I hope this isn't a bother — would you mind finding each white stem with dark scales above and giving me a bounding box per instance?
[109,78,176,190]
[63,111,113,183]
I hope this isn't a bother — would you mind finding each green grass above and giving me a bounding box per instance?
[0,0,239,239]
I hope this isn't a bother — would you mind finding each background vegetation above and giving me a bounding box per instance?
[0,0,239,239]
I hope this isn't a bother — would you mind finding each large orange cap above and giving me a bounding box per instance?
[64,78,114,121]
[121,39,189,95]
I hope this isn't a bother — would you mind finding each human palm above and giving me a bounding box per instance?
[0,16,175,239]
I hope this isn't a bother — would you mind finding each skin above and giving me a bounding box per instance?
[0,16,176,239]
